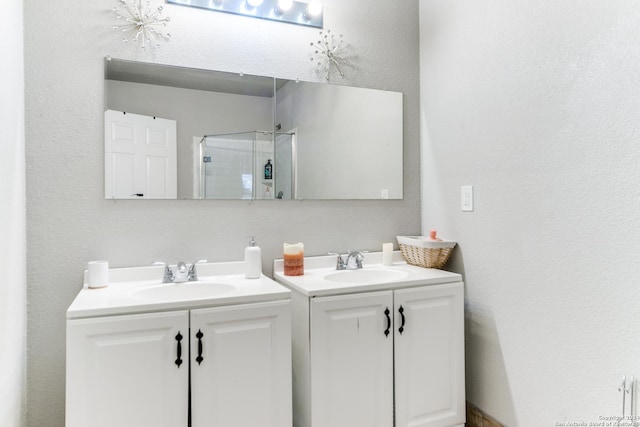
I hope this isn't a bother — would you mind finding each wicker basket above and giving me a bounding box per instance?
[397,236,456,269]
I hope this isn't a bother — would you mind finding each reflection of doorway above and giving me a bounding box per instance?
[104,110,177,199]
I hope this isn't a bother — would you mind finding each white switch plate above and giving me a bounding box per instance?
[461,186,474,211]
[381,189,389,199]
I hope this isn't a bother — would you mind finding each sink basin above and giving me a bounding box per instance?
[323,268,410,284]
[68,261,293,319]
[131,281,235,302]
[273,253,463,298]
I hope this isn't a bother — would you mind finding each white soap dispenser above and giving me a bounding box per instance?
[244,236,262,279]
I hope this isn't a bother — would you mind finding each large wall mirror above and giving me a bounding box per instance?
[104,57,403,200]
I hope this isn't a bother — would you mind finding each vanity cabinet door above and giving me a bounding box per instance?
[66,310,189,427]
[190,300,292,427]
[310,290,394,427]
[394,283,465,427]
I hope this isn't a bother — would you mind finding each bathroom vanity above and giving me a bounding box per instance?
[274,252,465,427]
[66,262,292,427]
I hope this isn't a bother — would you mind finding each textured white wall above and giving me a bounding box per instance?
[0,0,26,426]
[24,0,420,425]
[420,1,640,425]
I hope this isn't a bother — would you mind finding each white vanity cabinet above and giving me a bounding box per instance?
[66,263,292,427]
[274,255,465,427]
[307,283,464,427]
[393,283,465,427]
[66,310,189,427]
[190,301,292,426]
[310,291,395,427]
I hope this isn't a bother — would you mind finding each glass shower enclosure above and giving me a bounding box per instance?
[197,131,295,200]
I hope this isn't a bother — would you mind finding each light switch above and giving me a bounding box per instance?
[461,186,473,211]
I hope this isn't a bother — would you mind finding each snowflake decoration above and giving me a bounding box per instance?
[113,0,171,50]
[310,30,352,81]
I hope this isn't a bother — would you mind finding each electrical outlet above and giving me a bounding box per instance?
[461,186,474,211]
[381,189,389,199]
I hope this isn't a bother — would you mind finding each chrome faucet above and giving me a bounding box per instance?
[330,251,367,270]
[173,262,189,283]
[187,260,207,281]
[153,261,175,283]
[153,260,207,283]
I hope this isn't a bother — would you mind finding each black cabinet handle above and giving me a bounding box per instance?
[398,305,406,335]
[384,307,391,337]
[196,330,204,365]
[175,332,183,368]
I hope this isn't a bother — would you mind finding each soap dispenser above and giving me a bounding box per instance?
[244,236,262,279]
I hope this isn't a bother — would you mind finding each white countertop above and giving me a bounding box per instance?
[273,251,462,297]
[67,261,291,319]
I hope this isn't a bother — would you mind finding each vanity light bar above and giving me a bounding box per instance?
[166,0,323,28]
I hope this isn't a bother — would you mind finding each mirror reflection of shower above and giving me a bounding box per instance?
[196,131,295,200]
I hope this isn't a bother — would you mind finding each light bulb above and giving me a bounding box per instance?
[277,0,293,11]
[306,0,322,16]
[247,0,264,7]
